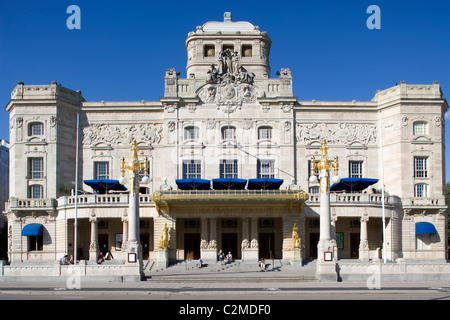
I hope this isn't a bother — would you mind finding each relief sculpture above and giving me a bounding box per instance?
[296,123,377,145]
[83,123,163,146]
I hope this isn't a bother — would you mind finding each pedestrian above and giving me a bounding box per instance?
[259,258,266,270]
[197,258,203,268]
[60,255,69,265]
[218,250,225,265]
[226,251,233,264]
[97,252,105,264]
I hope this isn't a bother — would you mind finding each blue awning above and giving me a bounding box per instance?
[212,178,247,190]
[415,222,437,235]
[330,178,379,192]
[84,179,127,193]
[22,224,43,237]
[176,179,211,190]
[247,178,284,190]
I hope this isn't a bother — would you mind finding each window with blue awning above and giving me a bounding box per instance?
[415,222,437,235]
[21,224,43,237]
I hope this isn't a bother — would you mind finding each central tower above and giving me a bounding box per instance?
[185,12,271,82]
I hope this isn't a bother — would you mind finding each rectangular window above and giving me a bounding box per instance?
[29,185,43,199]
[416,234,431,250]
[309,186,319,194]
[183,160,201,179]
[29,158,44,179]
[220,159,238,178]
[242,45,252,57]
[28,235,43,251]
[29,123,44,136]
[257,159,275,179]
[413,122,427,135]
[414,157,428,178]
[349,161,363,178]
[95,162,109,180]
[414,184,428,197]
[204,45,215,57]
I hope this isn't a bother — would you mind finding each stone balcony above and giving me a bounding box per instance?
[306,193,402,207]
[6,197,57,213]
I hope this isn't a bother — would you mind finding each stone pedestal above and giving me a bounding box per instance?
[201,249,217,264]
[290,247,302,267]
[242,249,258,262]
[157,249,169,268]
[316,239,338,281]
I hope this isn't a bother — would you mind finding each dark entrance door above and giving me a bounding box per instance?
[184,233,200,260]
[140,233,150,260]
[98,234,108,255]
[259,233,275,259]
[222,233,238,259]
[351,233,360,258]
[309,233,319,259]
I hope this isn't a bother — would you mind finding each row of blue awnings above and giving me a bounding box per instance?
[175,178,284,191]
[20,221,439,236]
[82,177,380,193]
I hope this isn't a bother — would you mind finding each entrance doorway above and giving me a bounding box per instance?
[140,233,150,260]
[350,233,360,259]
[259,233,275,259]
[222,233,238,259]
[309,233,319,259]
[98,234,108,255]
[184,233,200,260]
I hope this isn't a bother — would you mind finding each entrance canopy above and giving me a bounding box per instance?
[22,224,43,236]
[415,222,437,235]
[176,179,211,190]
[84,179,127,193]
[330,178,378,193]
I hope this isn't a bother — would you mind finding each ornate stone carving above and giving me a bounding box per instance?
[197,48,265,108]
[296,123,377,145]
[83,123,163,146]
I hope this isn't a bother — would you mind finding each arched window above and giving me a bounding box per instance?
[221,126,236,140]
[413,121,428,135]
[29,185,43,199]
[28,122,44,136]
[258,126,272,140]
[414,183,428,198]
[184,126,199,140]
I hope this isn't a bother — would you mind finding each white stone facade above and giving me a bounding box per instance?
[3,13,448,271]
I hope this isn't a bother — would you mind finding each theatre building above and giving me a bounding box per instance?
[3,13,448,270]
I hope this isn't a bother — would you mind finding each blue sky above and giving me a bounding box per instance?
[1,0,449,180]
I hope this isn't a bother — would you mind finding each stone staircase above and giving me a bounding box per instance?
[145,259,318,282]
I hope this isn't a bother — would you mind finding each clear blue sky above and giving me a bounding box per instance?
[1,0,449,180]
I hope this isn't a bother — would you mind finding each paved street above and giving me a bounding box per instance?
[0,278,449,300]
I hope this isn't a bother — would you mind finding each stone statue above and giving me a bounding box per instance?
[292,223,301,249]
[158,223,170,249]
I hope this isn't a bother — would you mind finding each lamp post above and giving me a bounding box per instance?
[119,140,150,265]
[309,139,340,278]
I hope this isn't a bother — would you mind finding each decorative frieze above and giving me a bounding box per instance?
[83,123,163,146]
[296,122,377,145]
